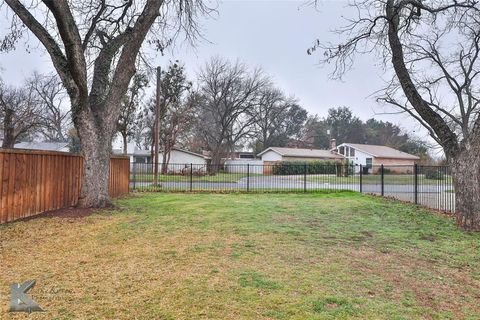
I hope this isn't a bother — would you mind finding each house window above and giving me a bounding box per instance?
[339,146,344,155]
[366,158,373,168]
[135,156,150,164]
[350,148,355,157]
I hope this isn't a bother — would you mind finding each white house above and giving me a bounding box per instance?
[258,147,344,163]
[112,142,209,173]
[334,142,420,173]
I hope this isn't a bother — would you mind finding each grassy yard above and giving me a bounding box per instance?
[1,193,479,319]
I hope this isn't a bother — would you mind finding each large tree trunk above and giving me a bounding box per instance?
[450,147,480,231]
[122,132,128,155]
[208,149,222,174]
[2,108,15,148]
[76,110,115,208]
[161,147,169,174]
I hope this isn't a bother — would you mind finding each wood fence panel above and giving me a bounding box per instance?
[0,149,130,224]
[109,157,130,198]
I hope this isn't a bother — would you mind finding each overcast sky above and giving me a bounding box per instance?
[0,0,431,142]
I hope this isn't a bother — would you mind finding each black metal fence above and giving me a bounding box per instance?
[130,162,455,213]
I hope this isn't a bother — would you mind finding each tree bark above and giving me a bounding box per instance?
[122,132,128,155]
[161,148,168,174]
[208,149,223,174]
[2,108,15,148]
[76,115,114,208]
[450,146,480,231]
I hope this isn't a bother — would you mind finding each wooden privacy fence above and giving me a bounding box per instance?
[0,149,130,224]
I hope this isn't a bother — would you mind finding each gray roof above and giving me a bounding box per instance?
[129,148,208,159]
[14,141,69,151]
[258,147,344,159]
[341,143,420,160]
[133,149,151,156]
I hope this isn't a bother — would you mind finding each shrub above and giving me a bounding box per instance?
[424,168,445,180]
[382,168,393,174]
[272,160,341,175]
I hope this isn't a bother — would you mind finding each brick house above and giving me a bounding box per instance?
[334,142,420,173]
[257,147,344,174]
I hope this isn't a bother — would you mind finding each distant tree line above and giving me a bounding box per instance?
[126,58,429,169]
[0,57,428,164]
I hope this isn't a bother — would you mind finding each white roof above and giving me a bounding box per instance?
[14,141,69,151]
[257,147,344,159]
[338,143,420,160]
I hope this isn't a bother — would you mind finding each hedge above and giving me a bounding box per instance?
[272,160,352,175]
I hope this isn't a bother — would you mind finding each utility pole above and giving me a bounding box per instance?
[153,66,161,186]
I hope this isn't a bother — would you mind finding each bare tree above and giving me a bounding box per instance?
[159,91,199,172]
[117,73,148,154]
[132,61,195,167]
[30,73,71,142]
[308,0,480,230]
[156,61,193,171]
[2,0,210,207]
[197,57,269,170]
[251,86,307,153]
[132,101,154,151]
[0,78,44,147]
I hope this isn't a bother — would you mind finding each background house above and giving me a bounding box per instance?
[257,147,344,174]
[113,142,209,173]
[258,147,344,163]
[335,142,420,173]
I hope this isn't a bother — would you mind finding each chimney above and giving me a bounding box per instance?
[330,138,337,150]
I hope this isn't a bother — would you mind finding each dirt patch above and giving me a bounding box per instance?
[9,207,98,223]
[360,231,374,238]
[272,215,298,224]
[420,235,437,242]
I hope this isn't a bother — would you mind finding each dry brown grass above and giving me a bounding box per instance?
[1,193,479,319]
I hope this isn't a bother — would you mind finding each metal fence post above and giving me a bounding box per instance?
[359,164,363,193]
[190,163,193,192]
[381,164,385,197]
[304,163,307,192]
[247,163,250,192]
[414,163,418,204]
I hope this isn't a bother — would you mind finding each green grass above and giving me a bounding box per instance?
[1,192,478,319]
